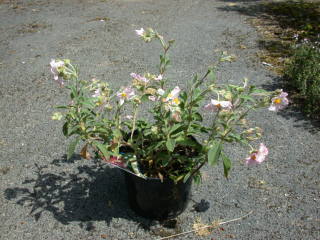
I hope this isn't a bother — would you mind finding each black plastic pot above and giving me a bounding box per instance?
[124,171,192,220]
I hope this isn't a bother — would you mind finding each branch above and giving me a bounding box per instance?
[156,211,253,240]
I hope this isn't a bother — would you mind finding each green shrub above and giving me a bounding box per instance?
[285,43,320,117]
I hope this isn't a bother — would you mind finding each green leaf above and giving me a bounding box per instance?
[207,141,222,166]
[221,152,231,178]
[239,95,255,102]
[193,173,202,185]
[193,88,202,99]
[192,74,198,83]
[68,125,80,136]
[67,137,80,160]
[93,141,110,159]
[169,124,184,135]
[156,151,170,167]
[183,172,192,183]
[62,122,69,136]
[228,133,242,142]
[141,94,149,102]
[129,155,146,179]
[55,105,68,109]
[250,88,268,94]
[193,112,203,121]
[166,138,176,152]
[113,129,122,138]
[180,91,188,102]
[176,137,202,151]
[208,69,216,83]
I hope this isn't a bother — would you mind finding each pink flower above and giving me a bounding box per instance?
[164,86,181,112]
[269,90,289,112]
[117,87,136,105]
[130,73,149,83]
[245,143,269,165]
[135,28,145,37]
[107,156,126,168]
[148,96,156,101]
[204,99,232,112]
[165,86,180,102]
[92,88,101,98]
[50,59,65,85]
[155,74,163,81]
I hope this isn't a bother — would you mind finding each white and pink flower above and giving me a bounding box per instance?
[268,90,289,112]
[148,96,156,101]
[92,88,101,98]
[245,143,269,165]
[204,99,232,112]
[155,74,163,81]
[135,28,145,37]
[165,86,181,103]
[117,87,136,106]
[130,72,149,84]
[50,59,65,85]
[157,88,165,96]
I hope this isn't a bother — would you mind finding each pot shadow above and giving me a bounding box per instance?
[4,155,156,230]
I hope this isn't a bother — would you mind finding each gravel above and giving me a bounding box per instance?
[0,0,319,239]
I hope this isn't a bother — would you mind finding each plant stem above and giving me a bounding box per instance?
[189,126,231,179]
[130,105,139,142]
[208,109,220,140]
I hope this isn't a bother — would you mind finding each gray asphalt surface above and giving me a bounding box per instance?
[0,0,319,239]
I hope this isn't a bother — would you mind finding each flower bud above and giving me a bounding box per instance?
[237,87,244,93]
[244,128,255,135]
[240,119,248,126]
[51,112,63,121]
[145,88,157,95]
[208,84,216,91]
[172,111,182,122]
[133,98,141,104]
[105,104,113,110]
[151,126,158,134]
[80,122,86,131]
[255,127,263,134]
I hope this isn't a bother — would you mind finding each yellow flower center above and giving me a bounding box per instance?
[274,98,281,104]
[121,93,127,98]
[173,98,180,105]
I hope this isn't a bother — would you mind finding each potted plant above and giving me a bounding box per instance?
[50,28,289,220]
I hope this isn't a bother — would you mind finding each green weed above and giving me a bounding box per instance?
[285,43,320,117]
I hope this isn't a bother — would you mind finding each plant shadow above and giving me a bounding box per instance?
[4,157,156,230]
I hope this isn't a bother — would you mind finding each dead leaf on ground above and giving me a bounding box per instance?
[100,234,107,239]
[193,218,217,236]
[88,17,110,22]
[0,167,10,175]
